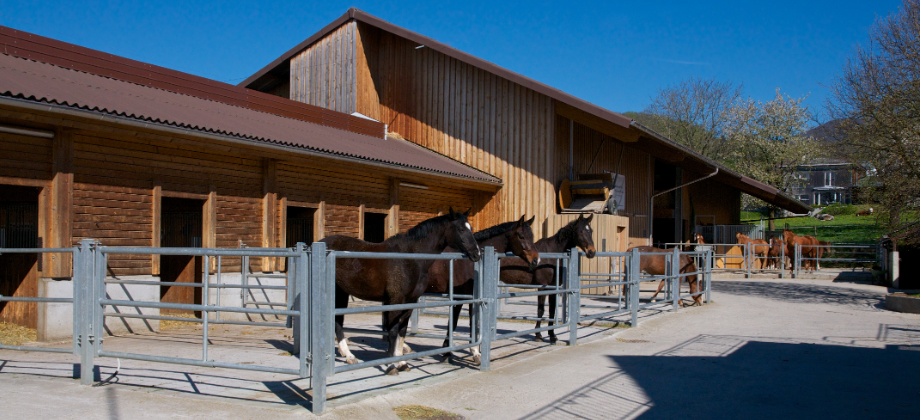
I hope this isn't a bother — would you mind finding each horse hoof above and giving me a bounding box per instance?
[472,355,481,366]
[440,353,454,363]
[549,336,558,344]
[403,344,413,354]
[534,333,544,342]
[385,365,400,375]
[397,362,412,372]
[345,357,361,365]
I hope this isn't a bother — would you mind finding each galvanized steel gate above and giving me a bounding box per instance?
[1,241,712,414]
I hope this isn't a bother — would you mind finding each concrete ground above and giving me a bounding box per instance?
[1,271,918,419]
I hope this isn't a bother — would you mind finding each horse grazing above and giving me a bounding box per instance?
[736,232,769,270]
[322,208,481,375]
[499,213,596,343]
[627,246,702,307]
[782,229,819,273]
[426,215,540,364]
[856,207,874,216]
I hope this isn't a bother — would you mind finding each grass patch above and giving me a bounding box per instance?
[0,322,37,346]
[394,404,464,420]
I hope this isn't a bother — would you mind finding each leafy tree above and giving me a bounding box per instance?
[826,0,920,247]
[635,78,742,161]
[722,91,821,227]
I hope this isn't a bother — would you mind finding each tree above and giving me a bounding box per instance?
[827,0,920,247]
[723,90,821,228]
[635,78,742,162]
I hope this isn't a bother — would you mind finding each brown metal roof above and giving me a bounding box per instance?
[0,26,501,187]
[242,8,810,214]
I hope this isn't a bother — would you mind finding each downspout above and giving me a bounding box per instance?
[647,166,719,245]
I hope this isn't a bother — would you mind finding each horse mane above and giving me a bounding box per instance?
[398,212,458,241]
[474,220,518,241]
[553,217,583,244]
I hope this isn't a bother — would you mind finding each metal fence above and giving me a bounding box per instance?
[1,241,712,414]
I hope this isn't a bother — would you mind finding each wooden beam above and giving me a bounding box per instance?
[151,181,161,276]
[45,129,73,278]
[388,178,399,237]
[555,102,640,143]
[262,159,277,271]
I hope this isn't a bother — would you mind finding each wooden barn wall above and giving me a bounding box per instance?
[286,22,558,230]
[553,116,653,245]
[290,22,358,115]
[686,177,740,227]
[71,131,265,275]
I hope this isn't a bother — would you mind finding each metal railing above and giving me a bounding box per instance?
[1,241,713,414]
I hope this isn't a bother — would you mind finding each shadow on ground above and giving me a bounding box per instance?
[524,330,920,419]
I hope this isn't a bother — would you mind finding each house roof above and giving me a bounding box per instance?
[0,26,502,188]
[241,8,810,214]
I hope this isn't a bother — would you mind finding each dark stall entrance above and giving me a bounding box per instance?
[0,185,40,327]
[364,212,387,243]
[160,197,203,317]
[286,207,315,248]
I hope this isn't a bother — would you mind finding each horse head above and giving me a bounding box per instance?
[447,207,481,262]
[573,213,596,258]
[506,215,540,270]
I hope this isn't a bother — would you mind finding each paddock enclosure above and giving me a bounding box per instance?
[0,241,711,413]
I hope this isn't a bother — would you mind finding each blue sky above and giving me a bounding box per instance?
[1,1,903,124]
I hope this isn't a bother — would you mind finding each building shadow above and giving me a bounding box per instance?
[524,331,919,419]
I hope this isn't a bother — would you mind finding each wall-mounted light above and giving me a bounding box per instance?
[415,44,425,50]
[399,182,429,190]
[0,124,54,139]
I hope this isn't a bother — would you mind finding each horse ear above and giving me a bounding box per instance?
[585,213,593,223]
[526,215,535,226]
[464,207,472,217]
[517,215,525,225]
[448,206,456,217]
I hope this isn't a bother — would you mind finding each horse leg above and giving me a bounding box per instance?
[468,302,482,365]
[384,309,414,375]
[334,290,359,364]
[534,294,546,342]
[547,292,558,344]
[649,280,665,302]
[440,302,465,362]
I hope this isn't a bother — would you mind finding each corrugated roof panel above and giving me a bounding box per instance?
[0,52,500,186]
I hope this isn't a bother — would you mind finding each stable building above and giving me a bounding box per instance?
[0,12,807,337]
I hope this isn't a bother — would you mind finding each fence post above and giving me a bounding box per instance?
[628,248,640,327]
[670,248,680,311]
[477,246,497,371]
[567,248,581,346]
[76,239,96,384]
[295,243,309,377]
[704,248,712,303]
[794,243,801,278]
[308,241,331,414]
[779,241,786,279]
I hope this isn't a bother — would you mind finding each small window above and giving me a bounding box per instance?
[364,213,387,243]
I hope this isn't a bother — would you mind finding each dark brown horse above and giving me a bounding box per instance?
[767,235,784,269]
[322,208,481,375]
[499,213,597,343]
[628,246,702,307]
[426,215,540,364]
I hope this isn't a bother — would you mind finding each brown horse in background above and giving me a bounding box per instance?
[499,213,597,343]
[626,246,702,307]
[782,229,820,273]
[426,215,540,364]
[766,235,785,269]
[736,232,769,270]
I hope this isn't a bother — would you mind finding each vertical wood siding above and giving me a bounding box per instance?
[291,23,357,115]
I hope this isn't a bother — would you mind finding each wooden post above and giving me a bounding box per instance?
[262,159,277,271]
[46,130,73,278]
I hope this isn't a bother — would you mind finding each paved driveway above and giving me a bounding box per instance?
[1,274,917,419]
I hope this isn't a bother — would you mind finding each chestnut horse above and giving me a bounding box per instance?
[628,246,703,307]
[736,232,769,270]
[322,208,481,375]
[766,235,785,270]
[782,229,820,273]
[426,215,540,364]
[499,213,597,343]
